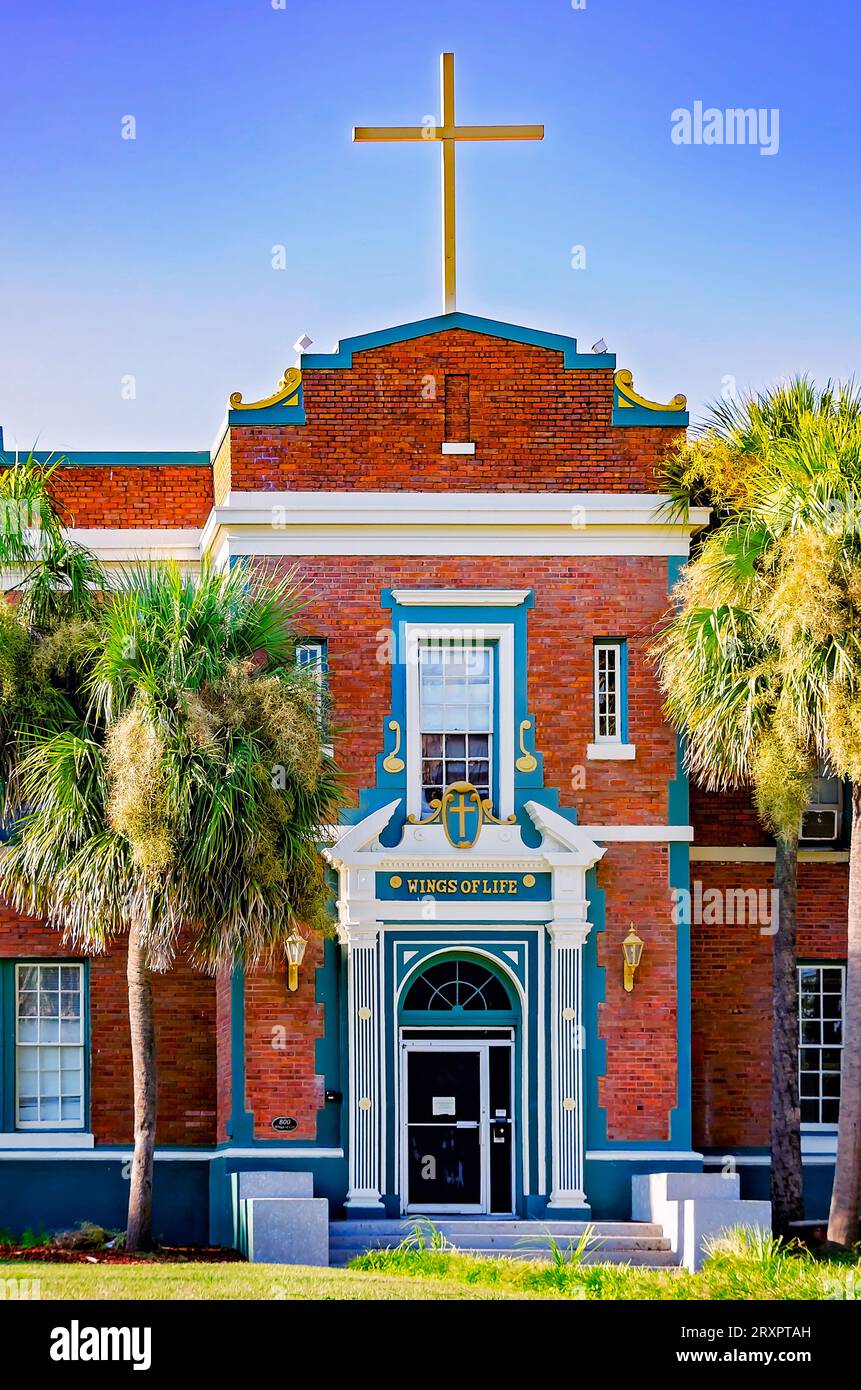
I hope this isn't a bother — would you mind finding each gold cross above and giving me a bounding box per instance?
[449,792,472,840]
[353,53,543,313]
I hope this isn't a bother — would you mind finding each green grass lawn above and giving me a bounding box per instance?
[0,1261,542,1301]
[3,1230,858,1301]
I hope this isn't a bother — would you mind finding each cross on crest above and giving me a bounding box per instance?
[353,53,544,312]
[408,781,516,849]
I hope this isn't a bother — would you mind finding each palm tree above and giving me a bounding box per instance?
[653,517,812,1237]
[732,384,861,1246]
[1,455,104,839]
[657,379,861,1246]
[0,452,103,627]
[0,558,342,1250]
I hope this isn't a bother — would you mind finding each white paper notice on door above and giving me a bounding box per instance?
[433,1096,456,1116]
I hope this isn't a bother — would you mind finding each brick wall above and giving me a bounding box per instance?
[598,842,678,1140]
[243,939,325,1139]
[0,907,216,1145]
[691,860,848,1149]
[258,551,681,1139]
[215,972,232,1144]
[227,330,682,494]
[50,466,212,529]
[262,552,679,828]
[691,783,771,846]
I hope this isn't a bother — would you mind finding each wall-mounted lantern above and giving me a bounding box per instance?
[285,929,308,992]
[622,925,644,993]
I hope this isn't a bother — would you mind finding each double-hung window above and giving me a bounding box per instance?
[418,642,493,813]
[799,964,845,1125]
[296,639,331,752]
[15,963,86,1129]
[296,640,327,713]
[594,642,622,742]
[588,640,634,759]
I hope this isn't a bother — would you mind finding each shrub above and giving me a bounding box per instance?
[51,1222,114,1251]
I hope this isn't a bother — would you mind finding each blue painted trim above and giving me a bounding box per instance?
[611,395,689,428]
[312,936,341,1147]
[227,384,306,428]
[301,313,616,372]
[0,450,209,469]
[377,871,552,903]
[228,967,254,1144]
[667,554,693,1148]
[0,1156,211,1244]
[583,866,609,1149]
[0,963,12,1133]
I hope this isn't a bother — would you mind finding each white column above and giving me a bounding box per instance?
[547,867,592,1209]
[339,866,385,1211]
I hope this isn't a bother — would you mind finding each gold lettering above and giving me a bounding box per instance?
[407,879,418,893]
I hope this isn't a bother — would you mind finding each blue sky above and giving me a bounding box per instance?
[1,0,858,450]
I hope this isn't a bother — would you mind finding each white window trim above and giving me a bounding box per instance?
[404,622,515,821]
[295,641,333,755]
[393,589,530,607]
[586,742,636,761]
[15,962,86,1131]
[798,963,845,1130]
[296,641,326,702]
[593,641,623,745]
[0,1132,95,1150]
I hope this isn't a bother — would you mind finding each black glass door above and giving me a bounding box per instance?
[406,1049,482,1209]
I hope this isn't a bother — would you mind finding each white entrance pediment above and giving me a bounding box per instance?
[323,798,604,941]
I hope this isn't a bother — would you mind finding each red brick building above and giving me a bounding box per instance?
[0,313,847,1241]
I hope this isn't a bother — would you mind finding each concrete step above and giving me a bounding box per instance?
[332,1220,664,1237]
[328,1218,678,1268]
[329,1232,670,1251]
[330,1245,678,1268]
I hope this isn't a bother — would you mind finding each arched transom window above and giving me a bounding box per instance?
[403,959,511,1012]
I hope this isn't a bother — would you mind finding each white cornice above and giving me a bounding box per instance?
[583,825,694,842]
[45,494,708,567]
[216,490,709,527]
[392,588,530,606]
[69,528,201,562]
[200,491,710,562]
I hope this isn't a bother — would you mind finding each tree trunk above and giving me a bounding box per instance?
[125,918,158,1253]
[827,781,861,1247]
[771,833,805,1238]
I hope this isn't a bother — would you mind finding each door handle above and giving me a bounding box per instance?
[455,1120,479,1129]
